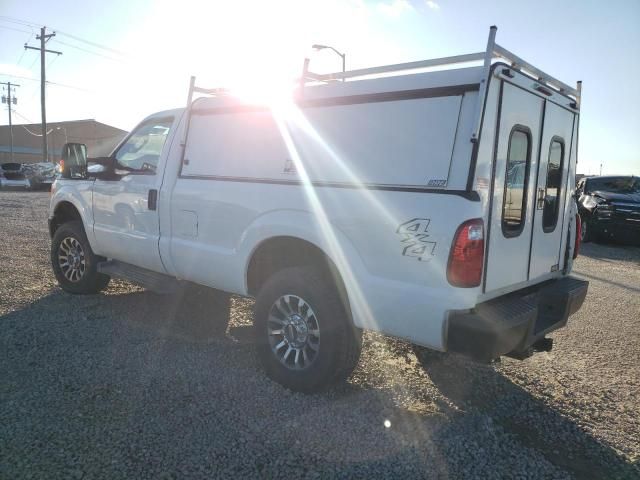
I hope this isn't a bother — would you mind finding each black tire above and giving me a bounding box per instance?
[580,215,592,243]
[254,266,362,393]
[51,221,110,294]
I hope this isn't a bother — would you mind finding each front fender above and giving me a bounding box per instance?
[50,179,96,248]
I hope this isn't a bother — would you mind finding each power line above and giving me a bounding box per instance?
[56,31,125,57]
[16,46,29,66]
[22,124,55,137]
[0,73,37,82]
[0,15,125,57]
[17,28,35,66]
[46,54,60,71]
[0,74,92,95]
[0,24,31,34]
[0,16,39,28]
[27,54,40,70]
[12,109,35,124]
[46,79,94,94]
[52,39,126,63]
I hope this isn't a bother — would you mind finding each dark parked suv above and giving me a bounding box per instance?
[577,176,640,243]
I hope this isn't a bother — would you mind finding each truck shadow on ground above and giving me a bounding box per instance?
[409,354,637,480]
[572,270,640,294]
[579,242,640,264]
[2,288,637,479]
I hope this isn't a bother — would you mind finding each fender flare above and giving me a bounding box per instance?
[50,184,97,249]
[236,209,370,328]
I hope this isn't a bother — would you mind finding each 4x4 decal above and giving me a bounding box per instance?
[396,218,436,261]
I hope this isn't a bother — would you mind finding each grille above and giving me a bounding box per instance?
[612,202,640,224]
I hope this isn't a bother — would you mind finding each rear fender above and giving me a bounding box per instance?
[237,209,370,328]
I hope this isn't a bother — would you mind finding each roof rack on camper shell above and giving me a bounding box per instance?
[184,26,581,146]
[298,26,580,102]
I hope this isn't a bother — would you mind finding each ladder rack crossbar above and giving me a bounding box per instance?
[300,31,579,102]
[313,52,486,82]
[192,86,230,96]
[492,43,578,98]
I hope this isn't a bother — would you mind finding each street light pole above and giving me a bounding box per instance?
[312,44,346,81]
[56,126,68,144]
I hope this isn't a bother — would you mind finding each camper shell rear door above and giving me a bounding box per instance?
[482,66,579,296]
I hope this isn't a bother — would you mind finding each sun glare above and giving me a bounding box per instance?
[228,77,296,108]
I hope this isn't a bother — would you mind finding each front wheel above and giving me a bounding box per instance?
[254,266,362,393]
[51,221,110,294]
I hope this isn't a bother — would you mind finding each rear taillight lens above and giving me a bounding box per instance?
[447,218,484,288]
[573,214,581,259]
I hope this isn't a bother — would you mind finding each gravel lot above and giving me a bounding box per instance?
[1,191,639,479]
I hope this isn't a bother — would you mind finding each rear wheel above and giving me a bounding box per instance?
[51,221,110,294]
[254,266,362,392]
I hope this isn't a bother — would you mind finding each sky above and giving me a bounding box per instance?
[0,0,638,175]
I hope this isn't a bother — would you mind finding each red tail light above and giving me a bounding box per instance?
[447,218,485,288]
[573,214,581,259]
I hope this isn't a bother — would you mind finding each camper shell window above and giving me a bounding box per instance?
[542,137,565,232]
[502,126,532,238]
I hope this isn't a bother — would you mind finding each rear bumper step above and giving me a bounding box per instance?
[447,276,588,362]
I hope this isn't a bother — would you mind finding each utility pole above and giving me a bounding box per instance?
[1,82,19,163]
[25,27,62,162]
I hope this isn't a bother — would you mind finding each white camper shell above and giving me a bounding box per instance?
[50,27,588,392]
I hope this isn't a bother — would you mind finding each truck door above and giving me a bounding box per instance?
[484,82,544,292]
[92,116,174,273]
[528,102,575,280]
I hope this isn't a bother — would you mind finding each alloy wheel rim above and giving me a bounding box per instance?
[58,237,86,282]
[267,294,320,370]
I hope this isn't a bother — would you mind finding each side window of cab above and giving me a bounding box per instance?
[114,118,173,174]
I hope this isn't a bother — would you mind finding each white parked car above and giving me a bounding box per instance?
[49,27,588,392]
[0,162,31,189]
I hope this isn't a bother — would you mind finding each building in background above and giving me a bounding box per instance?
[0,119,127,164]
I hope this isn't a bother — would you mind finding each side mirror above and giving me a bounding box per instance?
[60,143,88,179]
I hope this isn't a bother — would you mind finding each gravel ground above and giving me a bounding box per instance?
[1,191,639,479]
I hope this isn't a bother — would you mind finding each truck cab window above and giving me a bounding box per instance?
[542,138,564,232]
[114,118,173,174]
[502,127,531,237]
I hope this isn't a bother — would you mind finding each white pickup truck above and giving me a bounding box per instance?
[49,27,588,392]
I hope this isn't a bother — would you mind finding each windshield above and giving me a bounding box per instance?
[114,119,173,173]
[587,176,640,194]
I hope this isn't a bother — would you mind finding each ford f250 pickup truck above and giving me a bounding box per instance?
[49,27,588,392]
